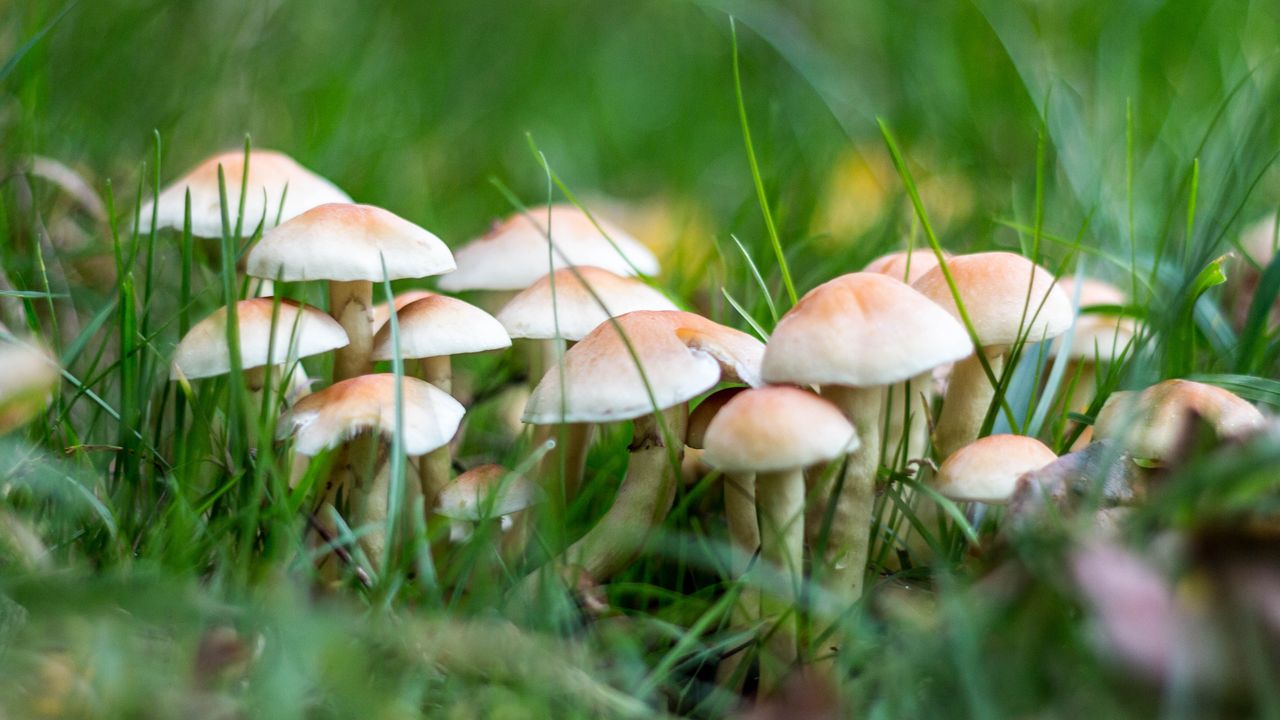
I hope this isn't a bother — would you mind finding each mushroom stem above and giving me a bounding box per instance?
[329,280,374,381]
[715,472,759,689]
[755,468,804,695]
[418,355,455,513]
[885,372,933,464]
[933,349,1005,462]
[420,355,452,394]
[1063,360,1097,415]
[533,422,594,503]
[816,384,882,601]
[522,405,687,591]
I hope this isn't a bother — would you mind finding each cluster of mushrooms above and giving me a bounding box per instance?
[8,147,1268,695]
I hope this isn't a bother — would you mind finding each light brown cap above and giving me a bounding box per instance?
[1094,379,1264,462]
[762,272,972,387]
[934,434,1057,504]
[278,373,464,456]
[370,294,510,360]
[686,387,746,450]
[437,204,660,292]
[496,266,678,341]
[138,149,351,238]
[523,310,764,424]
[171,298,349,380]
[863,248,950,284]
[1050,278,1135,361]
[246,203,455,283]
[701,387,858,473]
[0,337,59,434]
[370,290,436,330]
[435,464,546,521]
[913,252,1073,347]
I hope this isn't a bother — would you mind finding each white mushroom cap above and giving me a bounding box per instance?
[245,203,455,283]
[702,387,858,473]
[0,337,59,434]
[1050,278,1135,361]
[370,294,511,361]
[762,272,973,387]
[913,252,1073,347]
[438,204,660,292]
[496,266,678,341]
[863,248,950,284]
[1094,379,1265,462]
[171,298,349,380]
[436,464,546,521]
[279,374,465,456]
[934,434,1057,504]
[522,310,764,425]
[137,149,351,238]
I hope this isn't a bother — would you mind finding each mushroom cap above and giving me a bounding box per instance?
[171,298,349,380]
[245,203,455,283]
[1093,379,1264,462]
[0,337,59,434]
[935,434,1057,504]
[762,272,973,387]
[370,294,511,361]
[496,266,678,341]
[437,204,660,292]
[278,374,465,456]
[522,310,764,424]
[863,248,950,284]
[1051,278,1136,361]
[913,252,1073,347]
[686,386,747,450]
[702,387,859,474]
[137,149,351,238]
[436,464,546,521]
[370,290,436,330]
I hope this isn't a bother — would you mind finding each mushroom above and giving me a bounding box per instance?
[701,387,858,694]
[762,273,971,603]
[1093,379,1264,465]
[171,298,349,412]
[138,149,351,238]
[278,374,465,568]
[934,434,1058,505]
[436,464,547,571]
[496,266,678,500]
[913,252,1074,460]
[864,249,953,461]
[245,203,455,381]
[370,293,511,508]
[0,334,59,435]
[518,310,763,589]
[1048,278,1135,414]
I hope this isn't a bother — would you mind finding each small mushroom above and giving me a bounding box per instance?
[436,464,546,569]
[246,203,455,381]
[1093,379,1264,466]
[934,434,1058,505]
[702,387,857,695]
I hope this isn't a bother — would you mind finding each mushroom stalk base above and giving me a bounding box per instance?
[330,280,374,382]
[754,468,804,696]
[933,350,1004,462]
[817,385,882,602]
[715,472,759,689]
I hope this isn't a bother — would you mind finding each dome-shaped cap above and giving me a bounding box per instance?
[1050,278,1135,361]
[686,386,746,450]
[934,434,1057,504]
[523,311,764,424]
[370,290,435,330]
[138,149,351,238]
[1094,379,1264,462]
[763,272,973,387]
[496,266,678,341]
[246,203,455,283]
[863,249,950,284]
[913,252,1073,347]
[438,204,660,292]
[702,387,858,473]
[436,464,546,521]
[279,374,464,456]
[0,337,59,434]
[370,294,510,361]
[171,298,349,380]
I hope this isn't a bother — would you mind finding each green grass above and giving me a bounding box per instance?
[3,0,1280,717]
